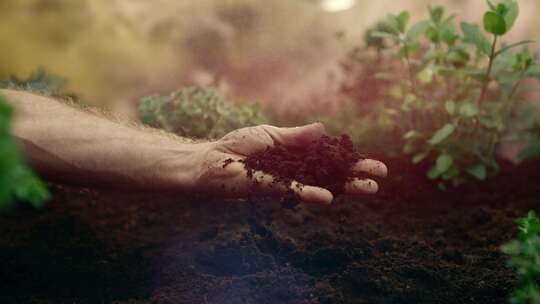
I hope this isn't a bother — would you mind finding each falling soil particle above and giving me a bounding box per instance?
[222,158,235,168]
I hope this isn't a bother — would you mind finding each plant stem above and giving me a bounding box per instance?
[503,70,526,119]
[487,71,526,163]
[477,35,498,107]
[402,49,424,130]
[508,75,525,102]
[404,53,417,94]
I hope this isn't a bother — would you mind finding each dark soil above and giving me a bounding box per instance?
[244,135,362,196]
[1,157,539,304]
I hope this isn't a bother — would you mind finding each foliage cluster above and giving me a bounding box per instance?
[501,210,540,304]
[0,68,83,104]
[138,86,267,139]
[0,95,49,210]
[334,0,539,188]
[0,68,66,96]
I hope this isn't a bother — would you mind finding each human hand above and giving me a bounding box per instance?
[194,123,387,204]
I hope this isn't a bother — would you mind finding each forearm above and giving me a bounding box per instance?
[1,89,207,192]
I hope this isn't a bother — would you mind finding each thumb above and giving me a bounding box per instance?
[263,122,325,147]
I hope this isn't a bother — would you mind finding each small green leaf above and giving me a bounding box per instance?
[461,22,491,55]
[437,182,447,191]
[425,26,439,43]
[428,123,456,145]
[516,210,540,238]
[512,47,534,72]
[403,130,420,140]
[442,31,459,46]
[441,165,460,181]
[427,154,454,180]
[439,15,457,44]
[436,153,454,174]
[459,102,479,117]
[396,11,410,33]
[502,0,519,32]
[412,152,428,164]
[427,165,441,179]
[428,5,444,24]
[401,94,417,111]
[406,20,430,41]
[402,141,415,154]
[12,166,50,208]
[467,164,488,180]
[483,11,507,35]
[417,66,434,84]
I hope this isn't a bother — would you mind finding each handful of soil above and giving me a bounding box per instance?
[244,134,363,196]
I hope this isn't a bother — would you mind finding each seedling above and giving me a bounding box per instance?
[138,87,267,139]
[501,210,540,304]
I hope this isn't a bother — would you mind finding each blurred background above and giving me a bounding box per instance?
[1,0,539,118]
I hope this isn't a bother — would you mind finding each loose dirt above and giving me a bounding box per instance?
[1,158,539,303]
[244,135,363,196]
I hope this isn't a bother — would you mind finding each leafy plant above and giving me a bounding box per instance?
[501,210,540,304]
[341,1,539,187]
[0,69,83,104]
[0,95,50,210]
[138,87,268,139]
[0,68,66,96]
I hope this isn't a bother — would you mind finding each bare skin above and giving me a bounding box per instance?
[1,89,387,204]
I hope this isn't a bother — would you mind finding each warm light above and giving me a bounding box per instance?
[320,0,356,12]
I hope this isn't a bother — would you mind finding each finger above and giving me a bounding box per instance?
[344,178,379,195]
[261,123,325,147]
[352,159,388,178]
[211,157,333,204]
[250,170,333,205]
[290,181,333,205]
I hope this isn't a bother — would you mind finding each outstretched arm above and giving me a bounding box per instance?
[1,89,386,204]
[2,89,204,192]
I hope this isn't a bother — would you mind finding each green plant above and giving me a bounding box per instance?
[138,87,268,139]
[0,69,83,105]
[0,95,50,210]
[501,210,540,304]
[0,68,66,96]
[348,1,539,187]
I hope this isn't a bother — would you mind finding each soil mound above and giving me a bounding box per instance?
[243,135,362,196]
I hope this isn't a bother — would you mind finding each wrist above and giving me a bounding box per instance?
[162,141,215,193]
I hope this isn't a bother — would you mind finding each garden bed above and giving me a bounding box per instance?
[1,157,539,304]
